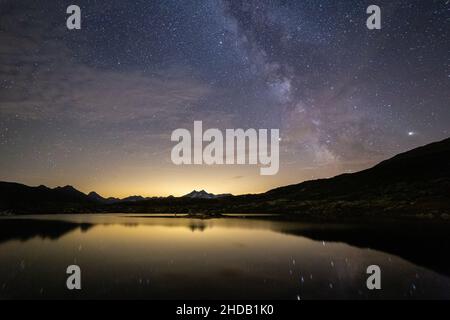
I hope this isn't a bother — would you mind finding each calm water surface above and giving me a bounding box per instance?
[0,214,449,299]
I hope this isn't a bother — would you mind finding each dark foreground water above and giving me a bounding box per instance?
[0,214,449,300]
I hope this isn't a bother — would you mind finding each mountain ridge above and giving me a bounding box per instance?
[183,190,233,199]
[1,137,449,218]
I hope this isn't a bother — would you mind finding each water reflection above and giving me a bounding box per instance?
[0,214,449,299]
[0,219,93,243]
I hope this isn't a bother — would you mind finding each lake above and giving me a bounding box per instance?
[0,214,449,299]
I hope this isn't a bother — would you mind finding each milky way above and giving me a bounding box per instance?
[0,0,449,196]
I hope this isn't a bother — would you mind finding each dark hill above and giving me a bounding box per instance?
[0,182,97,214]
[266,137,450,199]
[183,190,233,199]
[240,137,450,218]
[1,137,449,218]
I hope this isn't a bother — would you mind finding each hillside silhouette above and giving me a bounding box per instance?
[1,137,449,219]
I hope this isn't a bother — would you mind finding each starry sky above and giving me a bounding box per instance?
[0,0,449,197]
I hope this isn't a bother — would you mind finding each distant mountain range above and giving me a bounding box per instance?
[183,190,232,199]
[87,191,157,204]
[0,183,97,213]
[1,137,449,219]
[85,189,231,203]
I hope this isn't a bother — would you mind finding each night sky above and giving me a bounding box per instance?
[0,0,449,197]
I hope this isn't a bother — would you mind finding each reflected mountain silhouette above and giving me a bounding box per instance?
[189,221,207,232]
[276,222,450,277]
[0,219,93,243]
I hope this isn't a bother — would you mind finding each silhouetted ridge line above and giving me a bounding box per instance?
[1,137,449,218]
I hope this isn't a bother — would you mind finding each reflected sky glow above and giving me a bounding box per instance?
[1,215,449,299]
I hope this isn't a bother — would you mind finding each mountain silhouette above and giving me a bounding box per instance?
[121,195,149,202]
[0,219,93,244]
[88,191,150,204]
[1,137,449,218]
[267,137,450,199]
[87,191,112,203]
[252,137,450,218]
[0,182,97,213]
[183,190,232,199]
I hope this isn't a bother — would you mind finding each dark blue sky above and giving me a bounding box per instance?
[0,0,449,196]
